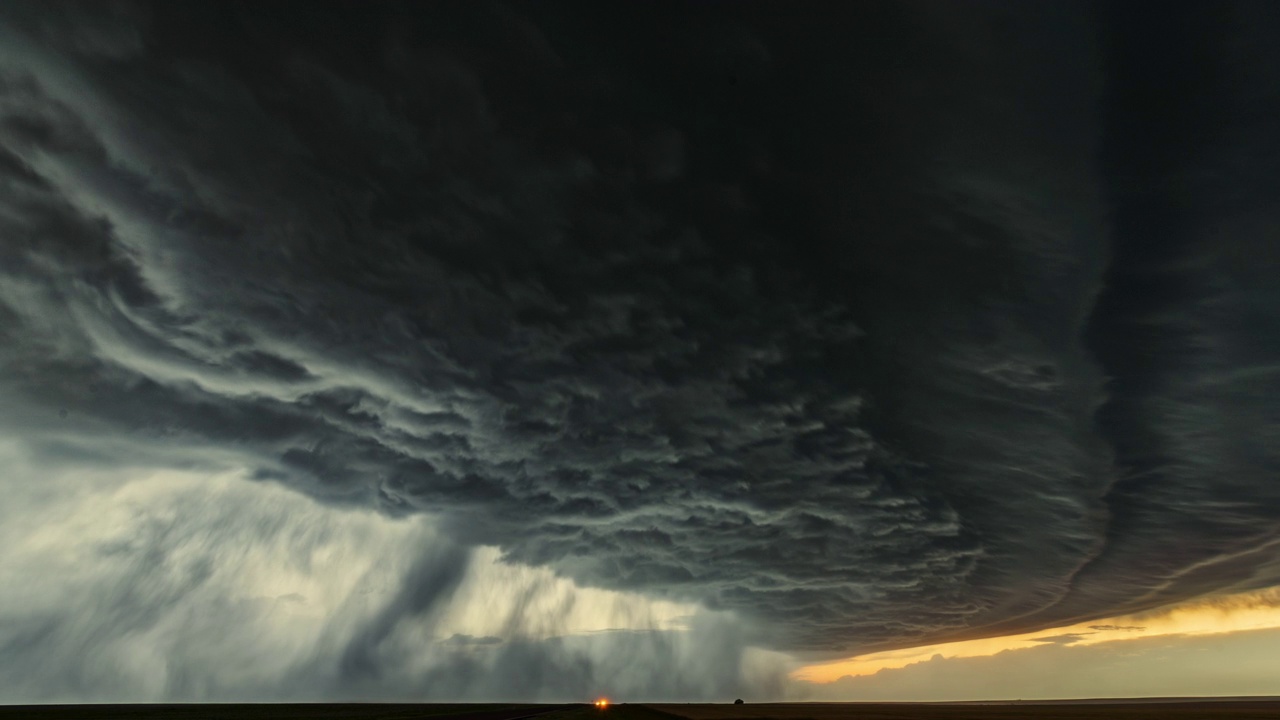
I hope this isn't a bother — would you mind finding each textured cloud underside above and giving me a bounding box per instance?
[2,0,1279,659]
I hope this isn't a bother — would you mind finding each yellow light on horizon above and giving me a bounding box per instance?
[793,587,1280,684]
[594,698,611,709]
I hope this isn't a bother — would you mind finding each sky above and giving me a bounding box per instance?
[1,0,1279,704]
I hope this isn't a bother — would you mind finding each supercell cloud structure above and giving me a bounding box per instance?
[2,0,1280,700]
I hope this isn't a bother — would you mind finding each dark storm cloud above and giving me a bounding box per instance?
[1,0,1279,683]
[312,612,784,703]
[1087,624,1144,633]
[340,542,472,681]
[1026,633,1091,646]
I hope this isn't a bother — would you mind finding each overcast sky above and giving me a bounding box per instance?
[2,0,1279,703]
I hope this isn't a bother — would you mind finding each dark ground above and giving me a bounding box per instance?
[4,701,1280,720]
[0,703,564,720]
[646,700,1280,719]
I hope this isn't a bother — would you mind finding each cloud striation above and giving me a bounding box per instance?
[1,0,1279,700]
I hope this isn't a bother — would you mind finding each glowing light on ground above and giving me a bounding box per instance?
[594,698,611,708]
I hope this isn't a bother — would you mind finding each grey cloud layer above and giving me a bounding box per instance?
[2,0,1279,681]
[0,459,783,702]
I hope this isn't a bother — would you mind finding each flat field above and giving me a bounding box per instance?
[643,700,1280,720]
[0,703,559,720]
[4,700,1279,720]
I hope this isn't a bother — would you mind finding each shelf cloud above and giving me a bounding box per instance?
[2,0,1278,701]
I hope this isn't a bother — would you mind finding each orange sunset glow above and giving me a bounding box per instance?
[793,587,1280,684]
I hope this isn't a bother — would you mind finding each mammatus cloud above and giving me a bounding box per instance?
[1,0,1279,701]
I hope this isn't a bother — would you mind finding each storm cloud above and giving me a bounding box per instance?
[0,458,784,702]
[2,0,1279,700]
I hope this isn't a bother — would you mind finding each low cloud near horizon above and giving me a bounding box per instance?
[2,0,1280,702]
[809,627,1280,702]
[0,454,791,702]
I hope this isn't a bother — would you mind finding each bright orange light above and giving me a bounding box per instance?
[594,698,610,709]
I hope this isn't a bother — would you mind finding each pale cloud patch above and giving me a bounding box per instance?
[0,445,779,702]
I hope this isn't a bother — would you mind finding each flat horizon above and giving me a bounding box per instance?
[11,695,1280,701]
[3,0,1280,708]
[7,699,1280,720]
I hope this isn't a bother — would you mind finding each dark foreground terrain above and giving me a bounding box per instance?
[0,703,565,720]
[648,700,1280,720]
[3,700,1280,720]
